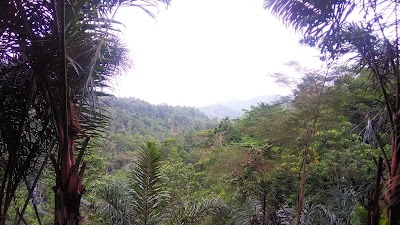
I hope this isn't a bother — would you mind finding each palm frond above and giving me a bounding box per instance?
[263,0,355,57]
[130,141,169,225]
[301,189,358,225]
[97,181,135,225]
[230,199,262,225]
[165,198,229,225]
[264,0,354,32]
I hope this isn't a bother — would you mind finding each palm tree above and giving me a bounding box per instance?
[1,0,168,224]
[99,141,169,225]
[263,0,400,224]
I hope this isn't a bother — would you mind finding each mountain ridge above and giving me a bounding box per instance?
[199,95,281,119]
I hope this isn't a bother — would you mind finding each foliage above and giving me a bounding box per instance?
[2,0,396,223]
[46,64,388,224]
[264,0,400,223]
[105,97,215,140]
[98,140,229,225]
[99,141,169,225]
[164,198,229,225]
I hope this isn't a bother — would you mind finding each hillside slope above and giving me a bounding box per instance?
[104,97,215,140]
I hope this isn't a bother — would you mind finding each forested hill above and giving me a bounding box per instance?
[103,97,216,140]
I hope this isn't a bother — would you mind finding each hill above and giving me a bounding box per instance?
[221,95,281,111]
[199,95,281,119]
[104,97,215,140]
[198,105,242,120]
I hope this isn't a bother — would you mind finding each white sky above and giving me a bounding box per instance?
[112,0,323,107]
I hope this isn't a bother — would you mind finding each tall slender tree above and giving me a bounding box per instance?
[0,0,168,224]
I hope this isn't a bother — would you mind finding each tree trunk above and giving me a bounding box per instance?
[388,158,400,224]
[295,135,313,225]
[371,156,383,225]
[387,118,400,225]
[52,0,86,224]
[54,102,87,225]
[262,189,267,225]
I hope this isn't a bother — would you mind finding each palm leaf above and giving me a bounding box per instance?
[264,0,355,56]
[230,198,263,225]
[165,198,229,225]
[97,141,169,225]
[98,181,136,225]
[130,141,169,225]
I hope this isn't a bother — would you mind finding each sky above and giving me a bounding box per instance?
[112,0,323,107]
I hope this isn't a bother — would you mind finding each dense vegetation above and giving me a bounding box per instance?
[82,66,384,224]
[3,65,385,224]
[2,0,400,224]
[106,97,215,139]
[97,97,215,171]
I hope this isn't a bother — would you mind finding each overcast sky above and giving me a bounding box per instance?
[112,0,322,107]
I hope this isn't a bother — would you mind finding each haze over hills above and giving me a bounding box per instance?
[197,105,243,120]
[199,95,281,119]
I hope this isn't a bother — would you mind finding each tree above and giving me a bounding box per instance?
[213,117,241,146]
[305,129,376,224]
[0,0,169,224]
[100,141,169,225]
